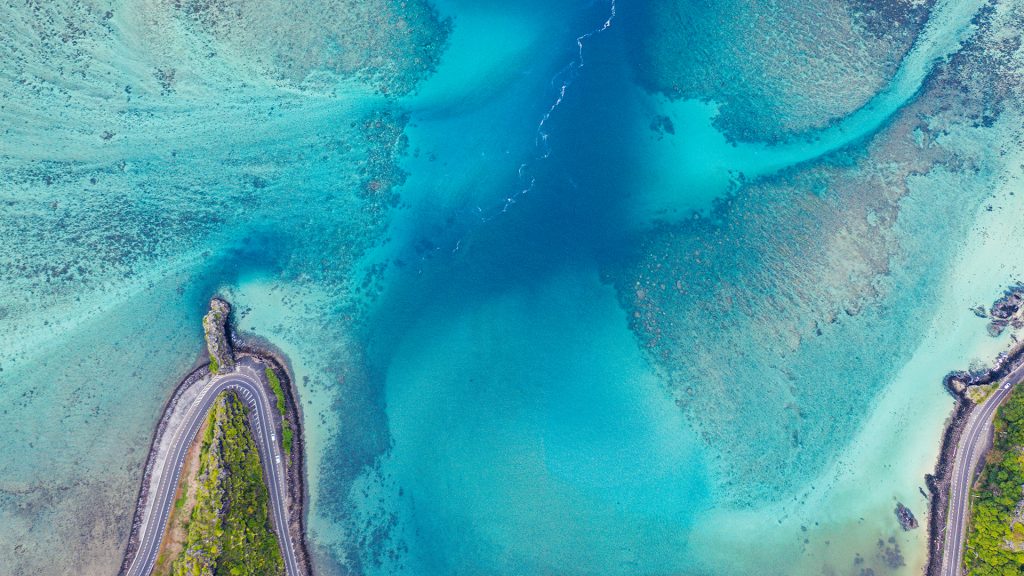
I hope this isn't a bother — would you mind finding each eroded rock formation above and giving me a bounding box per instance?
[203,297,235,374]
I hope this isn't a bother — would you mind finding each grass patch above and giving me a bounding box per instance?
[964,385,1024,575]
[174,480,188,510]
[265,367,293,460]
[265,368,286,417]
[209,354,219,375]
[966,383,997,405]
[282,420,293,459]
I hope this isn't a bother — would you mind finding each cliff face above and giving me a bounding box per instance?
[202,298,235,374]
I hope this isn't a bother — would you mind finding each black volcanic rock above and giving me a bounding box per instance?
[987,283,1024,335]
[896,502,918,530]
[203,297,235,373]
[990,284,1024,319]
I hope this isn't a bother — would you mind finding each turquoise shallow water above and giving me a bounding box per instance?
[367,268,708,574]
[5,1,1024,575]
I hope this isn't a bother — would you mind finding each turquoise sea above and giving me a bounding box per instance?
[5,1,1024,574]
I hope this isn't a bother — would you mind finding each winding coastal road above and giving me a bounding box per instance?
[940,361,1024,576]
[122,357,299,576]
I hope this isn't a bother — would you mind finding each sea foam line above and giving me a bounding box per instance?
[464,0,617,235]
[536,0,616,158]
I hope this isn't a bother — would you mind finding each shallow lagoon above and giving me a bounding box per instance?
[4,1,1024,575]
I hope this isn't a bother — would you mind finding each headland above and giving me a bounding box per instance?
[119,297,310,576]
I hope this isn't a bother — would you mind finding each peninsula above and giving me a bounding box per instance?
[119,298,310,576]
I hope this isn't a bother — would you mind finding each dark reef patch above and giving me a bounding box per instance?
[620,0,932,142]
[170,0,451,94]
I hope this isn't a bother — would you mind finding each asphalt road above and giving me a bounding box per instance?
[123,358,299,576]
[940,361,1024,575]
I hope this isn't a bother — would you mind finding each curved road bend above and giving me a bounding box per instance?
[123,359,299,576]
[941,361,1024,576]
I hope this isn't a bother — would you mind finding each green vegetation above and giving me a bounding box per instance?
[209,354,219,375]
[174,480,188,511]
[964,385,1024,575]
[172,392,284,576]
[265,367,292,459]
[967,383,997,405]
[281,420,293,459]
[266,368,286,417]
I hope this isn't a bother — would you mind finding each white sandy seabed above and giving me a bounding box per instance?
[685,139,1024,575]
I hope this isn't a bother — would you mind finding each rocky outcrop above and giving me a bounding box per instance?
[895,502,918,530]
[983,283,1024,337]
[203,297,235,374]
[944,340,1024,395]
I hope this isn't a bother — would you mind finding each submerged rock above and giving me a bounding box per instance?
[988,320,1008,337]
[990,284,1024,319]
[987,283,1024,336]
[895,502,918,530]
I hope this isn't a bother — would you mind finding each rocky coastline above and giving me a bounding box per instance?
[979,283,1024,337]
[924,391,974,576]
[119,298,311,576]
[924,286,1024,576]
